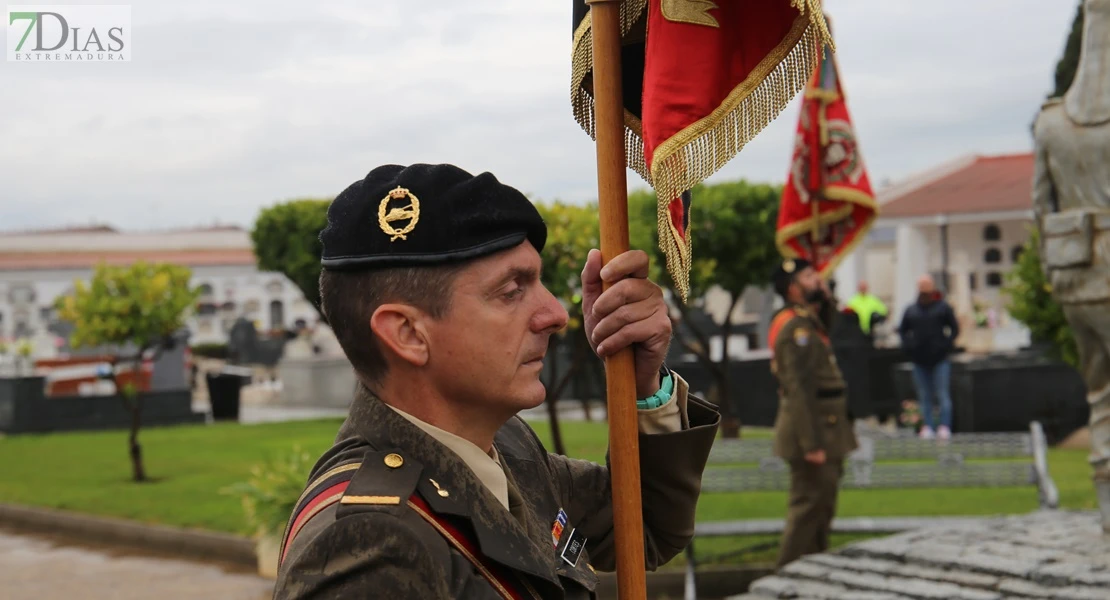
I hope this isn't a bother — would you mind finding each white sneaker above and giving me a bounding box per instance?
[919,427,935,440]
[937,425,951,441]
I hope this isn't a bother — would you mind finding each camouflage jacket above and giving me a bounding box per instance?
[769,305,858,461]
[273,383,720,599]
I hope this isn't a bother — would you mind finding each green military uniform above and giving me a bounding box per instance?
[274,384,719,599]
[272,163,721,599]
[768,262,857,568]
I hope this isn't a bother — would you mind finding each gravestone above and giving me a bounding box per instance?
[310,323,343,357]
[272,323,356,409]
[149,329,190,391]
[29,330,60,361]
[226,318,258,365]
[281,335,315,360]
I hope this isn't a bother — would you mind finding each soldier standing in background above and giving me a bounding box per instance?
[768,258,858,567]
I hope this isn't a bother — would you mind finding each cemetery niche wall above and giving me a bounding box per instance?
[893,349,1089,444]
[0,344,205,435]
[665,333,1086,444]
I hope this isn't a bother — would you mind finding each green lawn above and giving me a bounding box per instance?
[0,418,1097,565]
[0,419,343,534]
[528,421,1099,565]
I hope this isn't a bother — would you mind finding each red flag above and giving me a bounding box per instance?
[776,17,876,277]
[572,0,832,300]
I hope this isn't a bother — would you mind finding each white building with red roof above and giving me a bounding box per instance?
[0,224,317,346]
[835,152,1035,349]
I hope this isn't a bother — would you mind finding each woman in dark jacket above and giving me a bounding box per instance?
[898,275,960,440]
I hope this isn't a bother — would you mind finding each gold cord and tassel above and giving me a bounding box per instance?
[791,0,834,54]
[570,0,834,302]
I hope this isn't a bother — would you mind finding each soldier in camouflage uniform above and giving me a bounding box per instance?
[272,164,720,599]
[768,258,858,567]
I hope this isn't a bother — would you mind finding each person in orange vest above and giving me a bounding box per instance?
[768,258,858,568]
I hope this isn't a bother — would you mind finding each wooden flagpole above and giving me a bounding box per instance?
[586,1,647,598]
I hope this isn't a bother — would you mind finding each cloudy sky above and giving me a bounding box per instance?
[0,0,1079,232]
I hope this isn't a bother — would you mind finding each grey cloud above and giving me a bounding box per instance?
[2,16,409,86]
[132,17,408,80]
[0,0,1081,232]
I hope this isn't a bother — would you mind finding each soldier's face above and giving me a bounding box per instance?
[793,267,825,304]
[423,242,569,415]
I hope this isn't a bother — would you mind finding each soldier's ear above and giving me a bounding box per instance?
[370,304,429,367]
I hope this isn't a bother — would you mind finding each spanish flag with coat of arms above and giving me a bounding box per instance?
[571,0,833,300]
[775,15,877,277]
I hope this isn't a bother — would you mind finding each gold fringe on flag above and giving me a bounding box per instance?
[570,0,649,180]
[571,0,833,301]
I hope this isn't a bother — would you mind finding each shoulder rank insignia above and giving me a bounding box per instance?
[794,327,809,346]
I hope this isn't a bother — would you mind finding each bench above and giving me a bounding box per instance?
[683,421,1058,600]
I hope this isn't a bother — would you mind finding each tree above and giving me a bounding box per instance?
[630,181,782,437]
[56,262,200,482]
[251,199,331,311]
[1002,229,1079,367]
[1053,2,1085,98]
[534,201,602,454]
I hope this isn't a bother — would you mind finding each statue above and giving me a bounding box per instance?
[1033,0,1110,533]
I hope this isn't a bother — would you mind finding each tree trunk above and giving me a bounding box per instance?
[717,294,744,438]
[128,395,146,482]
[544,337,567,456]
[572,332,594,422]
[543,332,596,454]
[115,355,148,483]
[672,290,742,433]
[670,304,722,382]
[585,347,608,422]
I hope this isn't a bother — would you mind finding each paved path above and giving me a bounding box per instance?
[0,529,274,600]
[732,510,1110,600]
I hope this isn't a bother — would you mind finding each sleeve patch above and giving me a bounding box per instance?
[794,328,809,346]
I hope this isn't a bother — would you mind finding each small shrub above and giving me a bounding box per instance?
[1002,230,1078,367]
[221,446,314,540]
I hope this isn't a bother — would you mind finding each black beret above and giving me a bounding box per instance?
[320,164,546,271]
[772,257,813,297]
